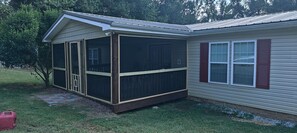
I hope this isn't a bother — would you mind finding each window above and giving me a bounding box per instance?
[232,41,256,87]
[88,48,100,65]
[209,42,229,83]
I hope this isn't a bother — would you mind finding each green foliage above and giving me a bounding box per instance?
[34,9,60,87]
[9,0,36,9]
[268,0,297,13]
[246,0,269,16]
[0,5,40,67]
[74,0,103,14]
[0,2,12,20]
[0,5,58,87]
[157,0,197,24]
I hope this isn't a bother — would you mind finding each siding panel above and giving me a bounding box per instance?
[188,28,297,115]
[52,20,106,44]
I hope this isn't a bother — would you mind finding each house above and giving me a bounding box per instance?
[43,10,297,115]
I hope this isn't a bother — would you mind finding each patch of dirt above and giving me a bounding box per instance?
[73,97,117,119]
[173,100,196,111]
[189,96,297,122]
[34,88,117,119]
[189,97,296,128]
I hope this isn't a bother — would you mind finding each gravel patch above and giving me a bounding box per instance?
[197,103,296,128]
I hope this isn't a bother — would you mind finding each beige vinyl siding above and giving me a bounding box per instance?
[187,27,297,115]
[52,20,106,44]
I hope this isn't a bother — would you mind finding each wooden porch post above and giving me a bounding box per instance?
[111,33,119,105]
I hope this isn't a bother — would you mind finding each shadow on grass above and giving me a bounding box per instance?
[0,82,45,90]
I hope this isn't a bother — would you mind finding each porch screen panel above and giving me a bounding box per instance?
[120,36,187,73]
[120,70,186,101]
[120,36,187,101]
[53,70,66,88]
[53,43,65,68]
[86,37,110,73]
[87,74,111,101]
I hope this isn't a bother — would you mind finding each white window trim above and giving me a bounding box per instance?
[231,40,257,88]
[208,42,230,85]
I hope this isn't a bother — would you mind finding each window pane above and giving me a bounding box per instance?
[233,64,254,86]
[210,43,228,62]
[53,44,65,68]
[234,42,255,63]
[86,37,110,72]
[120,36,187,73]
[210,64,228,83]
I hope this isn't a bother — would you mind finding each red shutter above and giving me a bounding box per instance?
[200,42,209,83]
[256,39,271,89]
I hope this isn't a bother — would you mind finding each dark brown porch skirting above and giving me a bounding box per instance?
[112,90,188,113]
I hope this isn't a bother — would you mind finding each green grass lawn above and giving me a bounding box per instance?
[0,68,296,133]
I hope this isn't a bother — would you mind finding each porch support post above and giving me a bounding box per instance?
[111,33,119,105]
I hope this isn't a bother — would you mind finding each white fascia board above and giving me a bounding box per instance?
[43,14,111,42]
[109,27,189,37]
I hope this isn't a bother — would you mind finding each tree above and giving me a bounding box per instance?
[268,0,297,13]
[156,0,197,24]
[74,0,103,14]
[216,0,228,20]
[0,5,40,68]
[34,9,60,87]
[246,0,268,16]
[0,5,59,87]
[196,0,218,22]
[9,0,36,9]
[226,0,246,19]
[0,2,12,20]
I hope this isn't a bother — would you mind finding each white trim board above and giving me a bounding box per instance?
[120,68,187,77]
[43,14,111,42]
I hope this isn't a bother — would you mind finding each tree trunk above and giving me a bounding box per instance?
[44,73,50,88]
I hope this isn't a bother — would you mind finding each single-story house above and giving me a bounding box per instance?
[43,10,297,115]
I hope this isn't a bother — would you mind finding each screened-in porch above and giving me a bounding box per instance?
[52,34,187,112]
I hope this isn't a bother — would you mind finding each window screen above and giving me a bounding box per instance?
[232,41,256,86]
[86,37,110,73]
[209,42,229,83]
[87,74,111,101]
[53,43,65,68]
[120,70,186,101]
[53,69,66,88]
[120,36,187,73]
